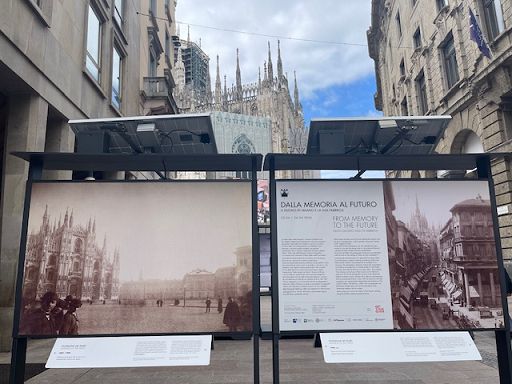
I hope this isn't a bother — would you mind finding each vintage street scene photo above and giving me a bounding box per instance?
[383,180,504,330]
[18,181,253,336]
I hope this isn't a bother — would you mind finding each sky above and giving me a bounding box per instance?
[28,182,252,282]
[175,0,381,125]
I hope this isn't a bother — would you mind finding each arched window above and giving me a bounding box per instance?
[48,254,56,266]
[74,238,83,254]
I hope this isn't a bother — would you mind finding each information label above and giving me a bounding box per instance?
[276,180,393,331]
[46,335,212,368]
[320,332,481,363]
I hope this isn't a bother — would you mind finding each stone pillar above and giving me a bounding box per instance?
[43,119,74,180]
[477,271,483,306]
[464,272,470,307]
[0,94,48,351]
[489,271,496,306]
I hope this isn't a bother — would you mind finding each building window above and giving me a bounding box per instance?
[399,59,406,77]
[165,30,171,62]
[149,50,157,77]
[437,0,448,11]
[411,0,417,7]
[455,243,463,257]
[413,27,422,49]
[86,4,102,83]
[442,35,459,89]
[112,45,123,110]
[482,0,505,40]
[416,71,428,114]
[114,0,123,28]
[396,11,402,38]
[401,97,408,116]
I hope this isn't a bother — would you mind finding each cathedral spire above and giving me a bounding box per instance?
[69,210,73,228]
[223,75,228,106]
[173,45,185,91]
[93,218,96,233]
[277,40,283,80]
[215,55,222,106]
[258,66,262,90]
[293,71,300,111]
[267,41,274,85]
[206,64,212,103]
[187,25,190,43]
[236,48,242,100]
[64,208,69,227]
[263,61,268,84]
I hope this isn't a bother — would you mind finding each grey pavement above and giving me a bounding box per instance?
[0,296,509,384]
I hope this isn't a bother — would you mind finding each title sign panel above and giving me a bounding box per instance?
[276,180,504,331]
[277,181,392,331]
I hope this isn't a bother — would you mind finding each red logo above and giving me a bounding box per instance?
[375,305,384,313]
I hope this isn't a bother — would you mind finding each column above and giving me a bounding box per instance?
[464,272,470,307]
[477,271,483,306]
[490,271,496,307]
[43,119,74,180]
[0,94,48,351]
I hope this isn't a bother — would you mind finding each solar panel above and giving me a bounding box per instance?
[69,113,218,155]
[307,116,451,156]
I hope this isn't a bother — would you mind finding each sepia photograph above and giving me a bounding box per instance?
[383,180,504,330]
[18,181,253,336]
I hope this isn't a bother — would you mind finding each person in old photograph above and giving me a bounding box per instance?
[223,297,241,332]
[23,291,61,335]
[60,296,82,335]
[205,296,211,313]
[217,296,223,313]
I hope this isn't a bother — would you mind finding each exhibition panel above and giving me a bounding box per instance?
[276,179,504,332]
[17,181,253,337]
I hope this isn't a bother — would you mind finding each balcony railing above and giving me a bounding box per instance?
[143,77,171,98]
[142,75,178,114]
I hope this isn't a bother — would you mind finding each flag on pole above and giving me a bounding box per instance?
[469,8,491,59]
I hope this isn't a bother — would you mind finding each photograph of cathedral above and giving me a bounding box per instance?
[383,180,504,330]
[18,181,253,336]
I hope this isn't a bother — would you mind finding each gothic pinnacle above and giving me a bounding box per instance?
[267,41,274,84]
[215,55,222,105]
[277,40,283,80]
[236,48,242,100]
[294,70,300,110]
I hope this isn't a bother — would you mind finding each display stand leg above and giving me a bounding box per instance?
[314,333,321,348]
[272,334,280,384]
[495,330,512,384]
[9,337,27,384]
[211,337,214,350]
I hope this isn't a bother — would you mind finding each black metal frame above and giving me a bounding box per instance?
[10,152,262,384]
[264,152,512,384]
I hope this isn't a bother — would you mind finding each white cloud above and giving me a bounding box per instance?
[176,0,374,101]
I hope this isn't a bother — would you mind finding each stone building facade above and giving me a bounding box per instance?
[368,0,512,268]
[23,207,120,303]
[173,41,307,156]
[0,0,145,350]
[139,0,179,115]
